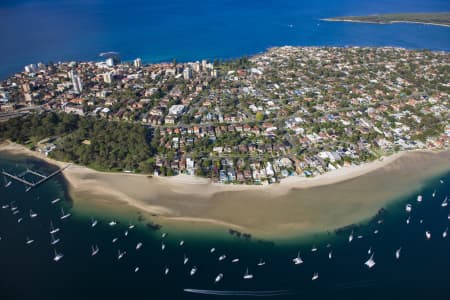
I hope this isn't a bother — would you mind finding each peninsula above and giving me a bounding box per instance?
[323,12,450,27]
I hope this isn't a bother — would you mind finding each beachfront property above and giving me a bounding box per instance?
[0,47,448,184]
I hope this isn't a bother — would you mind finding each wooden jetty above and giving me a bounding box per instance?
[2,164,70,191]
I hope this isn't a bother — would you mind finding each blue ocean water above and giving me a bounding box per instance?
[0,0,449,79]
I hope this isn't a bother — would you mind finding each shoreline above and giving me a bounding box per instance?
[321,18,450,28]
[1,141,449,239]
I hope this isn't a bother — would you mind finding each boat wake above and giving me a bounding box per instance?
[183,289,295,296]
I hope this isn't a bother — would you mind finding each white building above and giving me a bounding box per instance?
[134,58,142,68]
[183,67,192,80]
[103,72,113,84]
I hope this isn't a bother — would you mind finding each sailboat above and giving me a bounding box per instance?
[128,222,135,230]
[417,195,423,202]
[112,237,118,243]
[368,247,373,255]
[425,230,431,240]
[190,266,197,276]
[134,267,140,273]
[117,250,126,260]
[312,272,319,281]
[432,190,436,198]
[60,208,71,220]
[183,254,189,265]
[328,250,333,260]
[292,251,303,265]
[90,217,98,227]
[53,249,64,262]
[311,245,318,252]
[218,254,227,261]
[26,236,34,245]
[364,253,376,268]
[124,230,128,237]
[29,209,38,218]
[440,179,444,184]
[51,198,60,204]
[49,221,60,234]
[50,233,60,245]
[164,267,170,275]
[210,247,216,253]
[161,232,167,238]
[232,258,240,263]
[91,245,99,256]
[215,273,224,283]
[161,243,166,251]
[373,229,379,235]
[108,220,117,226]
[441,197,448,207]
[395,247,401,259]
[243,268,253,279]
[442,227,448,239]
[179,240,185,246]
[348,230,354,243]
[405,203,412,212]
[257,258,266,266]
[136,242,143,250]
[17,217,23,223]
[406,216,411,224]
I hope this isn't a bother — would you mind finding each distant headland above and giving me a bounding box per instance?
[323,12,450,27]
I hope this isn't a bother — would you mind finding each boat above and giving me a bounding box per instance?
[51,198,60,204]
[373,229,379,235]
[232,258,240,263]
[328,250,333,260]
[395,247,401,259]
[417,195,423,202]
[326,243,332,248]
[179,240,185,246]
[210,247,216,253]
[442,227,448,239]
[257,258,266,266]
[1,204,9,209]
[243,268,253,280]
[440,179,444,184]
[312,272,319,281]
[91,245,99,256]
[3,176,12,188]
[183,254,189,265]
[364,253,376,268]
[406,216,411,224]
[161,232,167,238]
[50,233,60,245]
[91,217,98,227]
[420,219,424,224]
[29,209,37,218]
[190,266,197,276]
[441,197,448,207]
[12,209,19,215]
[432,190,436,198]
[124,230,128,237]
[26,236,34,245]
[25,186,32,192]
[49,221,60,234]
[117,250,126,260]
[348,230,354,243]
[425,230,431,240]
[215,273,223,283]
[357,235,363,239]
[448,214,450,220]
[112,237,118,243]
[128,223,135,229]
[136,242,143,250]
[405,203,412,212]
[292,251,303,265]
[17,217,23,223]
[134,267,140,273]
[368,247,372,255]
[53,250,63,262]
[108,220,117,226]
[311,245,318,252]
[161,243,166,251]
[218,254,226,261]
[60,208,71,220]
[164,267,170,275]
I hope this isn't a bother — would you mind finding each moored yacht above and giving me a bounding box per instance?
[124,230,128,237]
[179,240,185,246]
[183,254,189,265]
[53,249,63,262]
[26,236,34,245]
[60,208,71,220]
[117,249,126,260]
[161,232,167,238]
[136,242,143,250]
[49,221,60,234]
[232,258,240,263]
[164,267,170,275]
[134,267,140,273]
[215,273,223,283]
[442,227,448,239]
[112,237,118,243]
[29,209,37,218]
[395,247,401,259]
[257,258,266,266]
[218,254,226,261]
[406,216,411,224]
[328,250,333,260]
[368,246,373,255]
[91,245,99,256]
[311,245,318,252]
[441,197,448,207]
[109,220,117,226]
[292,251,303,265]
[91,217,98,227]
[190,266,197,276]
[312,272,319,281]
[128,223,135,229]
[243,268,253,279]
[51,198,60,204]
[348,230,354,243]
[161,243,166,251]
[364,253,376,268]
[50,233,60,245]
[425,230,431,240]
[210,247,216,253]
[432,190,436,198]
[417,195,423,202]
[405,203,412,212]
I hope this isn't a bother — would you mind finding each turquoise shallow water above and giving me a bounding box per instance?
[0,153,449,299]
[1,0,450,79]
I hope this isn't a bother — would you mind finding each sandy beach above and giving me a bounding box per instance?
[1,141,449,238]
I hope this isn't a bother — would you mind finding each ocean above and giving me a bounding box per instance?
[0,152,449,300]
[0,0,449,79]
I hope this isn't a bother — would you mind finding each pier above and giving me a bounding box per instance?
[2,164,70,191]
